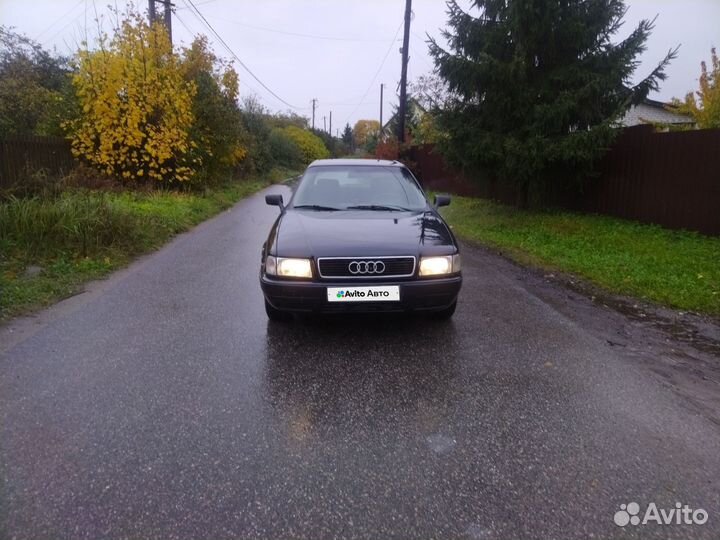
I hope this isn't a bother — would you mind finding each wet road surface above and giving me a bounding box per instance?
[1,185,719,539]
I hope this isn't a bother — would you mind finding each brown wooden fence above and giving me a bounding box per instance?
[0,136,75,187]
[406,126,720,235]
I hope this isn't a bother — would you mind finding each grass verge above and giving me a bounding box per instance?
[0,169,296,321]
[440,196,720,316]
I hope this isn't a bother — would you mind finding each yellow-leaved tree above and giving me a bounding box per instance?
[669,47,720,129]
[68,11,197,183]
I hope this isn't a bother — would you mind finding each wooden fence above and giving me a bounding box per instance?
[406,126,720,235]
[0,136,75,187]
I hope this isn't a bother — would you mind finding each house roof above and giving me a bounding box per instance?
[621,99,694,126]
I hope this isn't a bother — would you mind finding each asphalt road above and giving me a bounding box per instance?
[1,185,719,539]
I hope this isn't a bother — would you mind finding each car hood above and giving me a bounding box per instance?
[272,209,456,258]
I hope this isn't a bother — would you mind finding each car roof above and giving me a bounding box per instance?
[307,158,404,168]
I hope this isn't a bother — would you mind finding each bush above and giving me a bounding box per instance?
[279,126,329,164]
[268,128,302,168]
[375,138,400,160]
[69,12,196,183]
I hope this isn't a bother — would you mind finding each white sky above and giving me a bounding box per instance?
[1,0,718,131]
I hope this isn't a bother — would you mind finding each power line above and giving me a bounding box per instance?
[181,0,301,110]
[42,6,89,47]
[176,0,216,9]
[343,19,404,127]
[173,9,265,100]
[35,0,85,41]
[216,18,399,43]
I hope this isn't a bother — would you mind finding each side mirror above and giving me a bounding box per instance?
[265,194,284,209]
[434,194,451,208]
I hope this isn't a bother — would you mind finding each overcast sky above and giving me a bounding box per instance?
[1,0,718,131]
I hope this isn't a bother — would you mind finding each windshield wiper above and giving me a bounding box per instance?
[292,204,340,211]
[345,204,411,212]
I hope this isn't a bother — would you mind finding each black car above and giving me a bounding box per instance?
[260,159,462,320]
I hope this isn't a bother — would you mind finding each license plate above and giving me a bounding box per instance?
[327,286,400,302]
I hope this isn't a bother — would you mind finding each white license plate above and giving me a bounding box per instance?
[327,286,400,302]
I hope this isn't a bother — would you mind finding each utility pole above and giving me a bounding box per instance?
[148,0,173,44]
[323,116,327,132]
[311,98,317,130]
[163,0,173,44]
[379,83,384,131]
[398,0,412,143]
[329,111,332,137]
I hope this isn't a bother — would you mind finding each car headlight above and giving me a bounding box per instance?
[419,254,461,276]
[265,255,313,278]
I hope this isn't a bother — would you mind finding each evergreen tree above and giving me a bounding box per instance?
[429,0,676,202]
[341,123,354,147]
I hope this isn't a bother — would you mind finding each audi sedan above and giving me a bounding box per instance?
[260,159,462,320]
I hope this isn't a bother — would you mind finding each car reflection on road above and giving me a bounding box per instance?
[262,315,461,449]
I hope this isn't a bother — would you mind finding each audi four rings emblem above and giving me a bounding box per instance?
[348,260,386,274]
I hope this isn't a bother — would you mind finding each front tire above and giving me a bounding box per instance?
[265,299,293,322]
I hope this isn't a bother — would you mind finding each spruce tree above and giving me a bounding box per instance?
[341,123,354,147]
[429,0,676,203]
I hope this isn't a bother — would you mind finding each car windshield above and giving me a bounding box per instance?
[291,165,428,211]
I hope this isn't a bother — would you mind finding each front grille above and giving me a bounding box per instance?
[318,256,416,278]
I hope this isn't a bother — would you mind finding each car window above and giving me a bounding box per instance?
[292,165,427,210]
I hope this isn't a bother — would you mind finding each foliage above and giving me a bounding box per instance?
[341,123,354,148]
[311,128,341,157]
[668,47,720,129]
[375,137,400,160]
[265,110,309,130]
[413,113,446,145]
[268,128,302,168]
[383,96,423,143]
[407,75,452,144]
[441,196,720,315]
[409,74,452,111]
[0,26,77,136]
[429,0,676,203]
[279,125,330,164]
[352,119,380,149]
[365,133,380,155]
[180,36,246,184]
[68,11,196,183]
[237,95,275,175]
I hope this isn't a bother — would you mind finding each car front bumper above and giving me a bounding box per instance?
[261,275,462,313]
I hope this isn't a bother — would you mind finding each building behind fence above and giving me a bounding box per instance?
[0,136,75,188]
[406,125,720,236]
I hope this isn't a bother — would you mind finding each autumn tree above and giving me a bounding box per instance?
[181,36,246,183]
[68,11,196,183]
[280,126,329,164]
[407,75,451,144]
[430,0,676,202]
[238,95,274,174]
[352,119,381,149]
[0,27,77,136]
[268,128,302,168]
[266,110,309,130]
[669,47,720,129]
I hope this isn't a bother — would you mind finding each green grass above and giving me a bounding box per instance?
[0,170,297,321]
[440,196,720,315]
